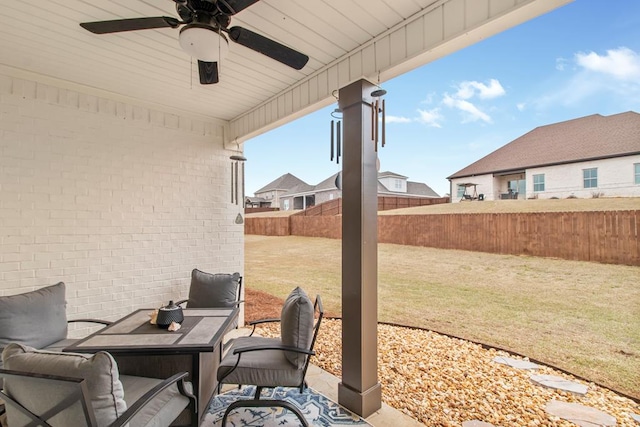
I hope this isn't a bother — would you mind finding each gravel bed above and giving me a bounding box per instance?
[256,318,640,427]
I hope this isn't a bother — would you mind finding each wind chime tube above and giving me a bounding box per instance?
[331,120,335,161]
[382,99,386,148]
[241,161,245,207]
[234,160,239,205]
[336,120,341,164]
[375,100,380,151]
[230,162,234,204]
[371,102,375,141]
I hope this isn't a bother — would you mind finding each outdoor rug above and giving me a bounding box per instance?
[202,385,372,426]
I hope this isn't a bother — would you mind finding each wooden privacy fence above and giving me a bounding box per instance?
[245,210,640,266]
[294,196,450,216]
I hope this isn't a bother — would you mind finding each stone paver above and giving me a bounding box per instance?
[462,421,496,427]
[545,400,616,426]
[493,356,540,370]
[530,374,588,395]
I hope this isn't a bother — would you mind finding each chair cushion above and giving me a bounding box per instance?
[280,287,314,368]
[217,336,304,387]
[2,343,127,427]
[0,282,68,353]
[119,375,192,427]
[187,269,241,308]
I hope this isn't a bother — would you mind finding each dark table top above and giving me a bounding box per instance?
[64,308,239,354]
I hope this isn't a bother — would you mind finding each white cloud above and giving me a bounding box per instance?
[516,103,526,112]
[442,94,492,124]
[575,47,640,81]
[416,108,444,128]
[556,57,568,71]
[454,79,506,100]
[531,47,640,110]
[386,115,412,124]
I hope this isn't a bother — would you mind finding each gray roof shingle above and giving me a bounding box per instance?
[448,111,640,179]
[255,173,308,193]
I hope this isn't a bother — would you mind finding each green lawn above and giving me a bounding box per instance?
[245,234,640,400]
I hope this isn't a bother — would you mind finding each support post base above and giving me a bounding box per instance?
[338,382,382,418]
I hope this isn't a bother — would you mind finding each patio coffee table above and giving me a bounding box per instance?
[64,307,239,427]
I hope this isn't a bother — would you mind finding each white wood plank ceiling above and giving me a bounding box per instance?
[0,0,572,142]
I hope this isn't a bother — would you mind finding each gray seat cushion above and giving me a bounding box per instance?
[218,336,304,388]
[187,270,241,308]
[2,343,127,427]
[0,283,68,354]
[119,375,192,427]
[280,287,314,368]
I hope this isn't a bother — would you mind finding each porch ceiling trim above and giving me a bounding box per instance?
[228,0,572,145]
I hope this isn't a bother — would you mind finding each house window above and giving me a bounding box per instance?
[456,185,465,198]
[583,168,597,188]
[395,179,402,189]
[635,164,640,184]
[533,174,545,192]
[283,200,289,210]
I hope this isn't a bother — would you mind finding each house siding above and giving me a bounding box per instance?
[0,74,243,334]
[525,155,640,199]
[451,155,640,202]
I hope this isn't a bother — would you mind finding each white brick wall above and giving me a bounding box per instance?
[0,74,245,335]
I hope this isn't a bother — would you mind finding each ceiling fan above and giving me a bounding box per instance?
[79,0,309,84]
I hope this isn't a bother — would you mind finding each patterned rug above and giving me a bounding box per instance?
[202,386,371,426]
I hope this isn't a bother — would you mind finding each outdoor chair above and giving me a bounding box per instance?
[0,343,196,427]
[176,269,243,309]
[0,282,111,374]
[0,282,113,422]
[216,287,323,427]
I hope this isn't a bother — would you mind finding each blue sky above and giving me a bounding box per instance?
[243,1,640,197]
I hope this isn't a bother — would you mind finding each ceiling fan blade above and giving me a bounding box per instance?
[217,0,260,15]
[228,26,308,70]
[198,61,219,84]
[80,17,180,34]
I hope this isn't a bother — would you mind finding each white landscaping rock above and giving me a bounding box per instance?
[530,374,588,395]
[462,421,496,427]
[493,356,540,370]
[545,400,616,426]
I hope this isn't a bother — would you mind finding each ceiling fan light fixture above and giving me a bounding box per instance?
[179,23,229,61]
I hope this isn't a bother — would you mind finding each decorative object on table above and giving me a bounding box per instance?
[167,321,182,332]
[156,300,184,329]
[205,385,370,426]
[148,309,158,325]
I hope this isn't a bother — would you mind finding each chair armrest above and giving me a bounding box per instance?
[248,318,279,326]
[247,318,280,336]
[108,372,196,427]
[67,318,112,326]
[233,344,315,357]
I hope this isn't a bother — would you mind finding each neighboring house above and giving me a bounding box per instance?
[253,173,309,211]
[447,111,640,202]
[274,171,440,211]
[244,196,271,208]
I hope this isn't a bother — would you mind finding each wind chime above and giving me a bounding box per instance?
[370,87,387,152]
[230,153,246,206]
[329,87,387,165]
